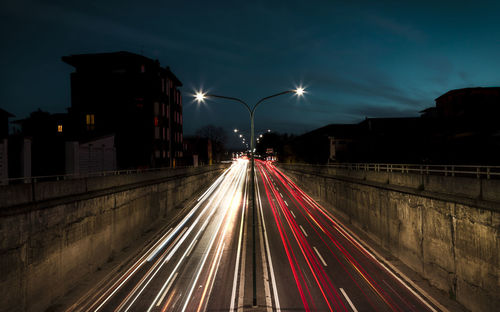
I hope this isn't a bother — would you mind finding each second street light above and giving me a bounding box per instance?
[194,86,305,307]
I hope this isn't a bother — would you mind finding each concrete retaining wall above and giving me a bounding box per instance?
[278,164,499,312]
[0,165,227,312]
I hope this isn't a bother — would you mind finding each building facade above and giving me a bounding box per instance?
[62,51,184,169]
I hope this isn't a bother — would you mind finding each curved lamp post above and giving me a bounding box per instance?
[194,87,305,306]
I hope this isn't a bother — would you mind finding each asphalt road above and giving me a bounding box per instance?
[67,159,446,312]
[254,160,442,312]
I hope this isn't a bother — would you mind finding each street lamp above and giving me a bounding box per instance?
[193,87,305,306]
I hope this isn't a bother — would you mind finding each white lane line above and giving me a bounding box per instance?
[185,239,197,258]
[340,288,358,312]
[290,210,296,219]
[156,272,178,306]
[180,165,247,312]
[254,173,273,312]
[306,198,443,312]
[279,193,283,198]
[145,165,243,312]
[299,225,308,237]
[313,247,327,267]
[230,173,248,312]
[237,172,251,312]
[284,200,288,207]
[257,170,281,311]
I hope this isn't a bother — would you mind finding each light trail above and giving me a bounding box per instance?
[127,163,244,312]
[179,160,247,312]
[229,172,248,312]
[260,161,439,312]
[256,178,281,312]
[258,162,346,311]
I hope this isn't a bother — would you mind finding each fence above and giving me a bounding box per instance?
[0,165,199,185]
[298,163,500,179]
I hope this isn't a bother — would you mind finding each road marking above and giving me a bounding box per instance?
[340,288,358,312]
[383,280,416,310]
[297,189,443,312]
[255,176,273,312]
[290,210,296,219]
[185,239,197,258]
[230,178,248,312]
[284,200,288,206]
[257,169,281,311]
[237,186,249,312]
[156,272,178,306]
[279,193,283,198]
[313,247,327,267]
[299,225,308,237]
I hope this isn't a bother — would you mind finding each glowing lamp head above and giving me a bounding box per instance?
[234,129,238,133]
[194,91,206,102]
[295,87,305,96]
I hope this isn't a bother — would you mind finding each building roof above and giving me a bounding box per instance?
[62,51,182,86]
[0,108,14,118]
[435,87,500,101]
[297,123,359,140]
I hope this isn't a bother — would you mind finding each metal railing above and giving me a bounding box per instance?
[0,165,204,185]
[292,163,500,179]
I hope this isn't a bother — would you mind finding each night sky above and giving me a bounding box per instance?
[1,0,500,139]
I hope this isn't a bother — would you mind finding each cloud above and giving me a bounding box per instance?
[367,14,426,43]
[344,102,421,119]
[305,71,429,109]
[2,0,244,62]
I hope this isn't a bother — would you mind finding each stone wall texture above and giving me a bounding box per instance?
[0,165,227,312]
[278,164,499,312]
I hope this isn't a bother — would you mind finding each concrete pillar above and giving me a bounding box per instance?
[65,141,79,176]
[0,139,7,185]
[22,138,31,180]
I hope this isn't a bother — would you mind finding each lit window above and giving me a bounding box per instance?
[57,124,63,133]
[141,64,145,73]
[154,117,159,127]
[86,114,95,130]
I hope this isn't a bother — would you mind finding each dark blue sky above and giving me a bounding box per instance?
[1,0,500,138]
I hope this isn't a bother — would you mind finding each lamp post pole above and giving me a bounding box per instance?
[195,88,304,307]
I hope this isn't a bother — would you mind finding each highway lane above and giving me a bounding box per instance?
[66,159,251,312]
[65,158,448,312]
[255,160,444,312]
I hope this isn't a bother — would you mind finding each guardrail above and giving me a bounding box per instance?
[0,165,203,185]
[291,163,500,179]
